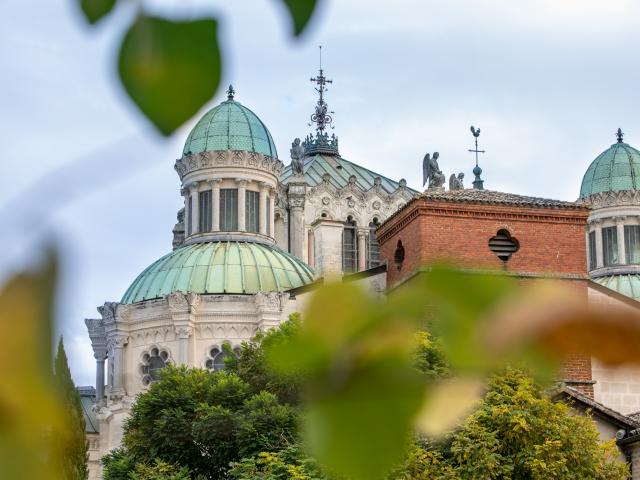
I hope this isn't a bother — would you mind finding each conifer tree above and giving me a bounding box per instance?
[54,337,89,480]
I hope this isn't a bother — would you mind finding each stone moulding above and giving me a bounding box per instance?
[587,190,640,209]
[175,150,284,180]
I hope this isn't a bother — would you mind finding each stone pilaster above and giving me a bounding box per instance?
[357,229,367,271]
[593,220,603,268]
[189,182,200,235]
[312,218,344,279]
[259,182,268,236]
[167,292,200,366]
[616,217,627,264]
[237,179,247,232]
[287,181,307,260]
[210,178,222,231]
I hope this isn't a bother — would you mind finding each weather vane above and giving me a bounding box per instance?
[309,46,334,133]
[469,126,485,190]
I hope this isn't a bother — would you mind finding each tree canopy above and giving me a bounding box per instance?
[54,337,89,480]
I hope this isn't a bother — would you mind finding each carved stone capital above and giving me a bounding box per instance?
[167,291,189,312]
[236,178,249,187]
[255,292,283,312]
[188,181,201,193]
[175,326,194,339]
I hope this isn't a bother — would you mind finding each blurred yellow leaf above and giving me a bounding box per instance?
[414,377,484,437]
[484,281,640,365]
[0,252,64,479]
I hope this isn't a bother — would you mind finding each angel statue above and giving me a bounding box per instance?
[290,138,305,176]
[449,172,464,190]
[423,152,446,189]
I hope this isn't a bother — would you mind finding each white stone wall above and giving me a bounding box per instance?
[588,286,640,414]
[288,176,413,276]
[87,290,303,467]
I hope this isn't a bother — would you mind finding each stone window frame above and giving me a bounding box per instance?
[204,342,240,372]
[138,345,172,386]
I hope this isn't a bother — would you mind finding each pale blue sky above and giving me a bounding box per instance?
[2,0,639,385]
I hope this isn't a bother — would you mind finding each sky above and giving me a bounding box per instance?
[2,0,640,385]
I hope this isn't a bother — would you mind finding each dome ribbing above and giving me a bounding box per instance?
[122,242,314,303]
[183,95,278,158]
[580,136,640,198]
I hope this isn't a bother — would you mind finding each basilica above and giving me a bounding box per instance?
[82,64,640,478]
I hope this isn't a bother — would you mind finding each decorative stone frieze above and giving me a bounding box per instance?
[175,151,284,180]
[587,190,640,209]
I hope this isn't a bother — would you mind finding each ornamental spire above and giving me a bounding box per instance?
[303,46,339,156]
[617,128,624,143]
[226,85,235,101]
[309,46,334,133]
[469,125,485,190]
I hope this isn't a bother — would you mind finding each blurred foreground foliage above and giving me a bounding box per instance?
[0,254,87,478]
[2,256,637,479]
[74,0,321,135]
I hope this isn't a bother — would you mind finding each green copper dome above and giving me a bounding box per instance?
[594,275,640,300]
[122,242,314,304]
[183,89,278,158]
[580,133,640,198]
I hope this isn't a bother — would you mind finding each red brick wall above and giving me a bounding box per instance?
[377,196,593,397]
[559,354,594,398]
[378,198,590,286]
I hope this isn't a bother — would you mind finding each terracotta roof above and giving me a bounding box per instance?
[418,189,590,210]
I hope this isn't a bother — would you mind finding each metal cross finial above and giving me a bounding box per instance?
[469,126,486,190]
[617,128,624,143]
[309,45,334,133]
[226,85,235,100]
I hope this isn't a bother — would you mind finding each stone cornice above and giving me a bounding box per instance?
[175,150,284,181]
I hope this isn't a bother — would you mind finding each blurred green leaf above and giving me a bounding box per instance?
[415,266,517,373]
[79,0,117,24]
[278,0,319,36]
[118,15,222,135]
[268,282,426,479]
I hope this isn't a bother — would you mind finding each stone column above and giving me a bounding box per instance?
[177,327,193,365]
[593,221,603,268]
[189,182,200,235]
[269,187,276,238]
[259,183,268,236]
[357,230,367,271]
[95,350,107,406]
[237,179,247,232]
[616,217,627,264]
[111,335,127,397]
[288,182,307,259]
[308,229,315,268]
[211,179,222,231]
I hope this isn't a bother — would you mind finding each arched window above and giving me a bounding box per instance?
[367,218,381,269]
[343,216,358,273]
[394,240,405,271]
[205,345,239,371]
[140,347,170,386]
